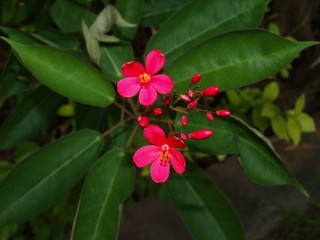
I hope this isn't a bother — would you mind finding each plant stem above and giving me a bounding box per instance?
[101,116,134,138]
[128,98,139,116]
[113,100,135,118]
[125,123,139,149]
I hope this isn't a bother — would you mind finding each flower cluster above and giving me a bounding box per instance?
[117,50,230,183]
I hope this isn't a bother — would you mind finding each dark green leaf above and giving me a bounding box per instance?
[100,45,133,83]
[165,30,318,92]
[175,111,307,196]
[0,86,64,149]
[2,38,115,107]
[0,27,41,45]
[49,0,96,33]
[0,130,103,224]
[142,0,192,27]
[146,0,271,66]
[115,0,143,40]
[166,163,244,240]
[72,148,134,240]
[0,55,30,103]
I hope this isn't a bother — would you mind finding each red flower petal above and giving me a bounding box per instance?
[133,145,160,167]
[122,61,145,77]
[150,158,170,183]
[151,74,173,94]
[117,77,141,97]
[139,86,158,106]
[145,50,165,76]
[165,136,186,149]
[169,148,186,174]
[143,124,166,146]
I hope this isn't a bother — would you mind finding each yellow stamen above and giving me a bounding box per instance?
[160,145,170,165]
[139,73,151,83]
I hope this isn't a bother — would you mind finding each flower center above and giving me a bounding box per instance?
[160,144,170,166]
[139,73,151,85]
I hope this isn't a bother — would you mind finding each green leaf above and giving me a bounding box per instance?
[165,30,318,92]
[295,112,316,132]
[57,104,75,117]
[0,27,41,45]
[175,111,307,196]
[287,117,301,145]
[49,0,96,33]
[268,22,281,35]
[115,0,143,40]
[0,86,64,150]
[72,148,134,240]
[294,93,305,114]
[100,44,133,83]
[0,161,14,182]
[142,0,192,27]
[262,82,279,102]
[261,102,280,118]
[226,90,241,106]
[2,38,115,107]
[146,0,271,66]
[0,130,103,224]
[0,55,30,103]
[252,107,269,132]
[166,163,244,240]
[271,114,289,141]
[13,142,40,163]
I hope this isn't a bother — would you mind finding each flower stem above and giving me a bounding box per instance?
[113,100,135,118]
[128,98,139,116]
[125,123,139,149]
[101,116,134,138]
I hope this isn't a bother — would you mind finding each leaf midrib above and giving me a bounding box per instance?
[0,136,99,220]
[102,48,121,78]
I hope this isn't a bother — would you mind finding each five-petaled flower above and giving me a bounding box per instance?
[117,50,173,106]
[133,125,186,183]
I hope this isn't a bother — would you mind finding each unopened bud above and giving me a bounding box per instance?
[188,129,213,140]
[162,96,171,106]
[216,110,231,116]
[191,73,201,85]
[188,90,194,98]
[206,112,214,120]
[181,116,188,126]
[201,86,219,97]
[180,133,188,140]
[138,116,149,127]
[180,94,191,102]
[153,108,162,116]
[188,101,198,109]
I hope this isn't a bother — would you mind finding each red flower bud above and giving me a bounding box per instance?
[206,112,214,120]
[153,108,162,116]
[180,94,192,102]
[188,101,198,109]
[188,129,213,140]
[180,133,188,140]
[216,110,231,116]
[181,116,188,126]
[188,90,194,98]
[162,96,171,106]
[201,86,219,97]
[137,116,149,127]
[191,73,201,85]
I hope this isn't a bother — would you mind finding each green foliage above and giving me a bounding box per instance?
[0,0,318,239]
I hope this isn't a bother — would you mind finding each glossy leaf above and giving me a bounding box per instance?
[2,38,115,107]
[72,148,134,240]
[0,130,103,224]
[165,30,318,92]
[146,0,271,66]
[175,111,307,196]
[49,0,96,33]
[142,0,192,27]
[166,163,244,240]
[100,44,134,83]
[0,27,41,45]
[115,0,143,40]
[0,86,64,149]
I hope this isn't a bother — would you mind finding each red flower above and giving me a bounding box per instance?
[117,50,173,106]
[133,125,186,183]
